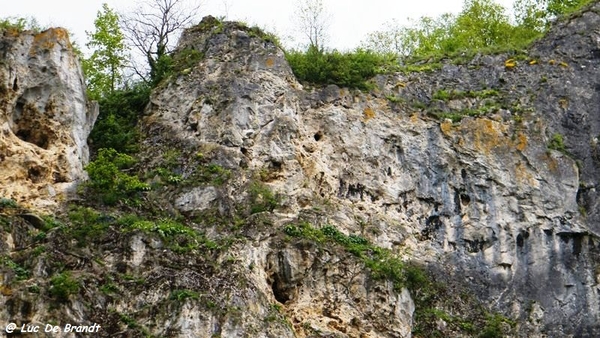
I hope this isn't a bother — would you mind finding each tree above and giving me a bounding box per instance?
[121,0,200,83]
[293,0,331,51]
[362,0,534,57]
[546,0,592,16]
[82,3,127,100]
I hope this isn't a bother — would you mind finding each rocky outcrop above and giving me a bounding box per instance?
[2,5,600,338]
[0,27,97,210]
[141,9,600,336]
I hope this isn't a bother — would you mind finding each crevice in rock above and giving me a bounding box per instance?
[421,215,443,240]
[12,77,18,91]
[516,230,529,249]
[271,274,292,304]
[558,232,585,256]
[314,131,323,141]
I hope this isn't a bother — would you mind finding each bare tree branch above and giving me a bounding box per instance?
[121,0,201,82]
[293,0,331,51]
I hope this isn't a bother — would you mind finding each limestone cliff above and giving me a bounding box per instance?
[0,27,98,210]
[1,4,600,338]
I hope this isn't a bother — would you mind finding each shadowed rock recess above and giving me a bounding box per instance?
[1,4,600,338]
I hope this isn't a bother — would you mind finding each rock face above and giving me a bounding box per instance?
[2,6,600,338]
[141,11,600,336]
[0,27,97,210]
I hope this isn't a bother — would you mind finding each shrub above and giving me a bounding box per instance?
[548,133,566,152]
[0,17,41,33]
[89,84,150,154]
[0,198,18,208]
[49,272,79,302]
[286,46,396,90]
[0,256,30,280]
[248,182,278,214]
[85,148,149,205]
[66,207,112,246]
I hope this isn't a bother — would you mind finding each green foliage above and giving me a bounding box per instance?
[0,17,41,33]
[433,88,499,101]
[200,164,232,185]
[100,280,119,295]
[173,48,204,72]
[85,148,149,205]
[363,0,593,60]
[479,314,515,338]
[82,4,128,100]
[285,46,396,90]
[149,47,204,86]
[49,272,80,302]
[0,198,18,208]
[546,0,593,16]
[283,222,409,290]
[170,289,200,301]
[548,133,566,152]
[130,219,195,238]
[66,207,110,246]
[89,83,150,154]
[0,256,30,281]
[126,217,218,252]
[247,25,281,46]
[249,182,279,214]
[151,54,174,86]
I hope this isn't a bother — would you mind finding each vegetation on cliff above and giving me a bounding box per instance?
[1,0,597,336]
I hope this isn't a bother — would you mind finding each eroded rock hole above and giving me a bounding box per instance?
[271,274,292,304]
[421,215,442,240]
[12,77,18,91]
[12,96,53,149]
[314,131,323,141]
[269,252,294,304]
[464,239,485,253]
[270,159,282,170]
[516,231,530,248]
[53,171,68,183]
[28,166,45,183]
[460,194,470,206]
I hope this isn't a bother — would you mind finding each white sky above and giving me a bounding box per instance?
[2,0,516,53]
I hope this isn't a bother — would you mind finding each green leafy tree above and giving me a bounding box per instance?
[547,0,592,16]
[449,0,513,50]
[82,3,127,100]
[363,0,538,57]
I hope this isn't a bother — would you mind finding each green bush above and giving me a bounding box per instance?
[0,198,18,208]
[0,17,41,33]
[0,256,30,280]
[66,207,112,246]
[548,133,566,152]
[89,83,150,154]
[363,0,593,60]
[170,289,200,301]
[285,46,396,90]
[249,182,279,214]
[85,148,149,205]
[49,272,79,302]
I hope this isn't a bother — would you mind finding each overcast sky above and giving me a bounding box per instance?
[3,0,516,53]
